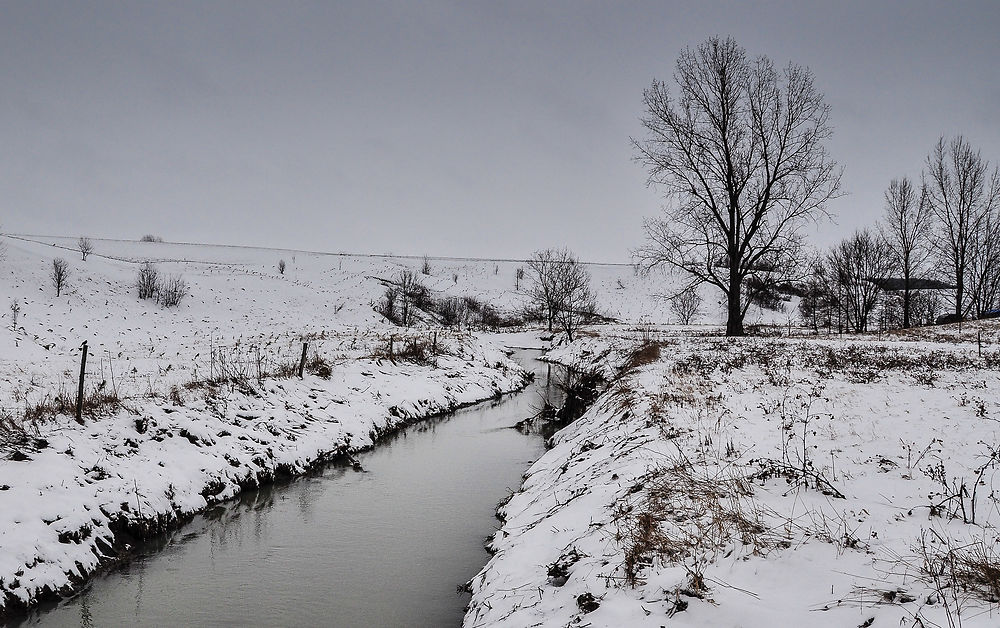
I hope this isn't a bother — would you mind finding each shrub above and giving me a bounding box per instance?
[136,262,159,300]
[278,259,286,275]
[139,234,163,243]
[157,274,188,307]
[9,300,20,331]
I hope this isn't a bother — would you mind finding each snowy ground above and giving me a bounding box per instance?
[465,325,1000,628]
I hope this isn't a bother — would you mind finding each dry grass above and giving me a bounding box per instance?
[613,454,777,589]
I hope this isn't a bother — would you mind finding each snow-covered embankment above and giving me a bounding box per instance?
[0,335,527,618]
[466,329,1000,628]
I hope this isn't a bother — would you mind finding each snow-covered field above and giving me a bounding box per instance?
[0,234,672,617]
[465,326,1000,627]
[10,233,990,626]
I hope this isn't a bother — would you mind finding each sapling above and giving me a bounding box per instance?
[9,300,20,331]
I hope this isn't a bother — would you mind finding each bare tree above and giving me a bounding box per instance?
[527,248,568,331]
[421,255,432,275]
[669,286,703,325]
[828,230,895,333]
[526,248,595,340]
[515,266,525,290]
[924,136,1000,318]
[880,177,931,327]
[136,261,159,300]
[51,258,70,297]
[635,36,841,336]
[278,259,286,275]
[798,253,838,333]
[967,206,1000,317]
[78,237,94,261]
[551,256,595,342]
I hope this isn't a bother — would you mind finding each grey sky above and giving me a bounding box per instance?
[1,1,998,263]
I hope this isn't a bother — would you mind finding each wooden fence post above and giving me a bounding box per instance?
[298,342,308,378]
[76,341,88,425]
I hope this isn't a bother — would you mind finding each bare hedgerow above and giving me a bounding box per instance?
[51,258,70,297]
[139,234,163,243]
[136,261,159,300]
[157,274,188,307]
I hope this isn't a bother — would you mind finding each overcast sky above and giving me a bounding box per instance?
[1,1,998,263]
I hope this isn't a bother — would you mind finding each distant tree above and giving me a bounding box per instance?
[515,266,525,290]
[136,262,159,300]
[140,234,163,243]
[799,254,838,333]
[551,256,595,342]
[634,36,841,336]
[669,287,702,325]
[828,230,895,333]
[278,259,286,275]
[880,177,931,328]
[924,136,1000,318]
[51,258,70,297]
[527,248,595,340]
[967,206,1000,317]
[421,255,432,275]
[78,237,94,261]
[527,248,567,331]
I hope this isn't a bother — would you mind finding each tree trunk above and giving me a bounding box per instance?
[955,276,964,319]
[902,286,911,328]
[726,267,744,336]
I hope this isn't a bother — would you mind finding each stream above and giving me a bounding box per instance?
[17,349,566,628]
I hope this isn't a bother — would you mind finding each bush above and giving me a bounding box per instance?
[140,234,163,243]
[278,259,286,275]
[136,262,159,300]
[157,274,188,307]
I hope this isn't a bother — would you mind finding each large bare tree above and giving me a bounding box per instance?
[924,136,1000,318]
[634,36,841,336]
[880,177,931,328]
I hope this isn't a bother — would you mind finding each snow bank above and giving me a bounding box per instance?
[0,334,527,616]
[466,327,1000,627]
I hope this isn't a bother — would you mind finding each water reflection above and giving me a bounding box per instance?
[18,349,565,628]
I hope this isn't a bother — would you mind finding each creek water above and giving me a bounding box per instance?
[19,349,565,628]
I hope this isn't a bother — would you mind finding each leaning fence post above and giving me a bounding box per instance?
[76,341,88,425]
[298,341,308,378]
